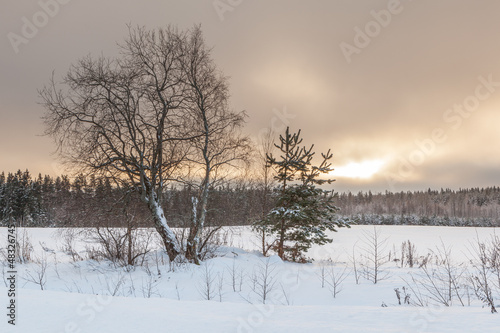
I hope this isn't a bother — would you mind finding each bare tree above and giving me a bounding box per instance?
[360,227,389,284]
[197,262,217,301]
[349,242,361,285]
[326,265,349,298]
[316,262,328,288]
[252,258,278,304]
[227,257,244,292]
[468,236,497,313]
[255,129,276,257]
[24,254,49,290]
[407,256,465,307]
[40,25,227,261]
[180,27,250,264]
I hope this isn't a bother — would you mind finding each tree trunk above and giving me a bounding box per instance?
[186,196,200,264]
[127,226,133,266]
[148,199,180,262]
[186,173,210,264]
[261,229,267,256]
[278,220,285,259]
[278,172,287,260]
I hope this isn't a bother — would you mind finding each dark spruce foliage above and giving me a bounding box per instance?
[253,127,350,262]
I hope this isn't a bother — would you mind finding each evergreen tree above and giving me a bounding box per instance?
[253,127,349,262]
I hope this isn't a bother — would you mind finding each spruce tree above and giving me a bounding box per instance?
[253,127,349,262]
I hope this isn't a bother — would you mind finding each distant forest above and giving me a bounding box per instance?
[1,169,499,228]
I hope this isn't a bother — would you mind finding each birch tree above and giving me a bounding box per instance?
[40,26,204,261]
[180,27,250,264]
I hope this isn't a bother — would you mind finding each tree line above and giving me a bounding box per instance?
[2,169,499,229]
[337,187,500,226]
[0,169,264,229]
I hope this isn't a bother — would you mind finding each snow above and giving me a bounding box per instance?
[3,289,500,333]
[1,226,500,332]
[153,202,181,253]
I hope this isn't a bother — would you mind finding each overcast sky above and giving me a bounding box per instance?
[1,0,499,193]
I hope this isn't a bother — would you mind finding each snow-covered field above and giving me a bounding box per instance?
[1,225,500,332]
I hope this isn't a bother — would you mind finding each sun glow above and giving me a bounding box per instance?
[332,159,385,179]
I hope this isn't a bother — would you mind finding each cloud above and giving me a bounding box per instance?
[1,0,500,191]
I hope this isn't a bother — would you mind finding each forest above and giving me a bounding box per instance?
[1,169,499,229]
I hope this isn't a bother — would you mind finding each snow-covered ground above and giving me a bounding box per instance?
[1,225,500,332]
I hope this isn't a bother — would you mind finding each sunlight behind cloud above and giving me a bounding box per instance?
[332,159,386,179]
